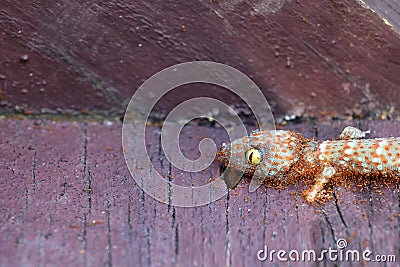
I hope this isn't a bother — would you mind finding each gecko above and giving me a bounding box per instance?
[217,126,400,203]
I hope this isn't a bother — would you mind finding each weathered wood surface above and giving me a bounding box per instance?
[0,0,400,120]
[1,119,399,266]
[364,0,400,33]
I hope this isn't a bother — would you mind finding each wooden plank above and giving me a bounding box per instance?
[363,0,400,33]
[0,121,87,266]
[0,120,34,266]
[1,119,399,266]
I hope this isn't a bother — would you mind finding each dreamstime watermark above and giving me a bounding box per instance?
[257,238,397,263]
[122,61,275,207]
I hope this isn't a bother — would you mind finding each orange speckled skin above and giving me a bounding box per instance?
[317,138,400,173]
[217,129,400,195]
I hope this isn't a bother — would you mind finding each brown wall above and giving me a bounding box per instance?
[0,0,399,120]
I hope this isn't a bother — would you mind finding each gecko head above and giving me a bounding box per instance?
[217,132,269,176]
[217,130,296,191]
[217,136,264,189]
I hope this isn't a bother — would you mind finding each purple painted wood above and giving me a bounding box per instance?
[364,0,400,33]
[1,121,87,265]
[1,119,399,266]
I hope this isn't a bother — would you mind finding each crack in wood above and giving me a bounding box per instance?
[106,208,113,267]
[366,185,376,253]
[144,225,151,266]
[322,209,337,245]
[200,209,206,267]
[82,126,92,212]
[174,222,179,264]
[127,195,133,244]
[333,191,349,232]
[225,192,232,267]
[82,213,88,267]
[32,150,37,193]
[138,185,151,267]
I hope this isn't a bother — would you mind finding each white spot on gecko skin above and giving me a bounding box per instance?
[361,162,368,168]
[377,165,383,171]
[319,142,327,152]
[319,154,326,160]
[322,166,336,177]
[372,157,380,163]
[347,141,357,147]
[344,148,352,155]
[376,147,384,155]
[343,157,350,161]
[362,167,372,173]
[380,139,389,146]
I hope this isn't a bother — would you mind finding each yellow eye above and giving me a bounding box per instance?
[246,148,262,165]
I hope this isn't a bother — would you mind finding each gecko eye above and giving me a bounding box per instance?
[246,148,262,165]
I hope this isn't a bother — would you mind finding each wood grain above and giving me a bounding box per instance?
[1,119,399,266]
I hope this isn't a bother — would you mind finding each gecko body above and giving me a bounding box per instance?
[217,127,400,202]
